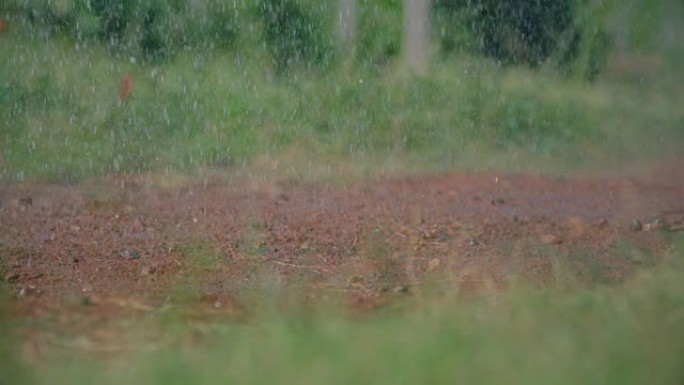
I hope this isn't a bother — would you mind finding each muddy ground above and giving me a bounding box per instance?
[1,168,683,348]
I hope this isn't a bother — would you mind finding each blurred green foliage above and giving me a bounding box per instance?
[257,0,331,71]
[0,0,682,181]
[356,0,403,69]
[1,0,240,61]
[436,0,576,65]
[433,0,612,80]
[2,0,616,76]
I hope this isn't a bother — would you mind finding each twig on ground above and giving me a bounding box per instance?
[261,258,328,273]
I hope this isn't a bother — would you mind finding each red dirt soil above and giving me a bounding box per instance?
[1,170,683,322]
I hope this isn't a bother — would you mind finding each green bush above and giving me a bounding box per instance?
[356,0,402,69]
[257,0,330,72]
[434,0,611,79]
[136,0,239,61]
[91,0,133,46]
[1,0,238,60]
[435,0,575,65]
[478,0,574,65]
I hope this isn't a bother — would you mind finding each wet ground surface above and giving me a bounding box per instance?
[1,169,683,349]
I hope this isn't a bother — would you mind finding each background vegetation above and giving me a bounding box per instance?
[0,0,682,182]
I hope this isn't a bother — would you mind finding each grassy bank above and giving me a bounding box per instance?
[1,20,683,182]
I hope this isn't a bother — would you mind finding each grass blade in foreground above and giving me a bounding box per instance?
[6,237,683,385]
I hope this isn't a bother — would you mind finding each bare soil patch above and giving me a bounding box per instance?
[1,170,683,340]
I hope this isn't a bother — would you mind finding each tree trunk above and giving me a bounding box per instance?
[337,0,357,54]
[403,0,430,74]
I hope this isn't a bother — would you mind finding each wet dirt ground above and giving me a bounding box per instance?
[1,168,683,348]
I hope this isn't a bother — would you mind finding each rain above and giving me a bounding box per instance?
[0,0,683,383]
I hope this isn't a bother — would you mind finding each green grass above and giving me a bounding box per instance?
[1,16,683,182]
[3,237,683,385]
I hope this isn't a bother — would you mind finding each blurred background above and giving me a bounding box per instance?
[0,0,682,182]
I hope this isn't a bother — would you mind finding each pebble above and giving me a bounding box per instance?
[3,272,20,283]
[642,218,663,232]
[392,285,409,294]
[566,217,587,238]
[490,198,506,206]
[121,248,140,260]
[17,285,42,298]
[347,275,365,289]
[426,258,440,272]
[630,219,643,232]
[539,234,562,245]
